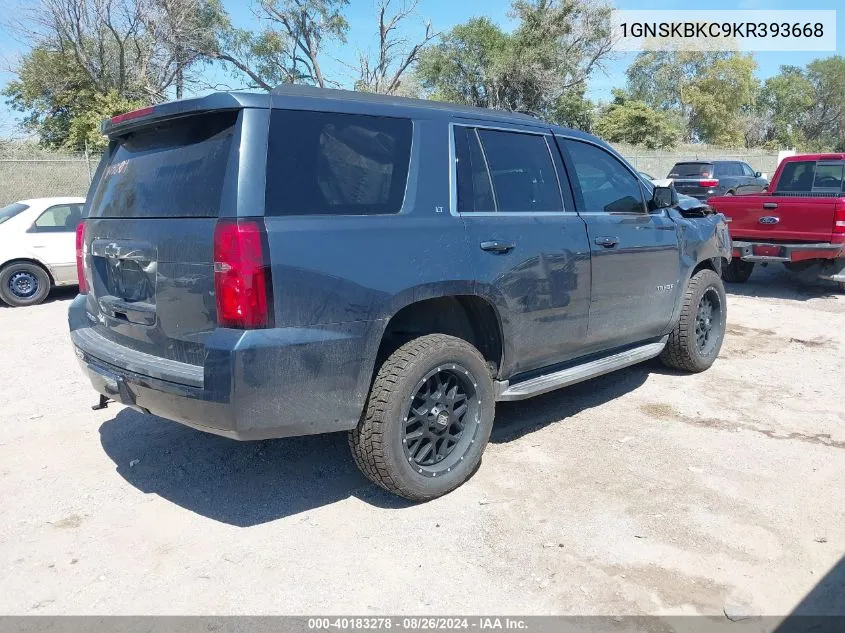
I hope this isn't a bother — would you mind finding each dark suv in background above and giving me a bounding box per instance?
[668,160,769,200]
[70,86,731,501]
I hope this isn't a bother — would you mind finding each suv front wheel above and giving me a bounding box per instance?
[660,269,727,372]
[350,334,495,501]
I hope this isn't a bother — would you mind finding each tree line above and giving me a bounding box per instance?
[597,50,845,151]
[3,0,843,153]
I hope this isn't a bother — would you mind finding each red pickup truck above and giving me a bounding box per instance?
[707,154,845,290]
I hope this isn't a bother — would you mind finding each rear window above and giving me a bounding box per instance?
[0,202,28,225]
[88,111,237,218]
[265,110,412,216]
[669,163,713,178]
[812,163,844,191]
[776,160,816,192]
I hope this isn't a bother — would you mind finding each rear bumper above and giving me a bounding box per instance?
[69,295,381,440]
[731,240,844,263]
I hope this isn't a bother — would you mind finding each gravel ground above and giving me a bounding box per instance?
[0,265,843,618]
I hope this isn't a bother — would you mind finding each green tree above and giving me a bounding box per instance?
[594,90,680,149]
[803,56,845,151]
[417,0,613,121]
[3,47,88,149]
[681,54,759,146]
[758,66,814,149]
[416,17,509,108]
[551,90,594,131]
[65,91,147,151]
[626,50,757,144]
[3,47,144,151]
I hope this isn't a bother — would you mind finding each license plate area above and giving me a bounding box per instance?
[753,244,783,257]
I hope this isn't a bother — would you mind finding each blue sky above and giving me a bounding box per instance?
[0,0,842,137]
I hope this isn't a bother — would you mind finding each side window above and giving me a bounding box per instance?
[812,163,844,191]
[475,129,563,212]
[776,161,816,193]
[741,163,756,177]
[265,110,412,216]
[716,163,741,177]
[563,140,646,214]
[32,204,83,232]
[454,127,495,213]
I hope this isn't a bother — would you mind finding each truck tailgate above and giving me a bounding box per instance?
[710,194,837,242]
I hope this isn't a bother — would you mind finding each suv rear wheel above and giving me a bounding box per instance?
[0,262,51,307]
[349,334,495,501]
[660,269,727,373]
[722,259,754,283]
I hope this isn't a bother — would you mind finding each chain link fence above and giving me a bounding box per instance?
[0,144,785,207]
[0,148,101,206]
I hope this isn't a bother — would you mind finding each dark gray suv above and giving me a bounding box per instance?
[668,160,768,200]
[70,86,731,500]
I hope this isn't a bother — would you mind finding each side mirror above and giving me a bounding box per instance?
[651,185,675,210]
[755,171,762,178]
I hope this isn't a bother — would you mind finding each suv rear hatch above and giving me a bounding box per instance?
[80,109,240,371]
[668,162,718,199]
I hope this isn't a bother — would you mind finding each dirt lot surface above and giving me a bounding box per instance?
[1,266,843,618]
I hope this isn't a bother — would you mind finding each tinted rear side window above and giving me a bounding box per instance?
[669,163,713,178]
[266,110,412,216]
[89,111,237,218]
[714,163,741,177]
[777,161,816,192]
[476,129,562,212]
[454,127,495,213]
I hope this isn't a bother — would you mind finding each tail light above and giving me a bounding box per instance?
[213,219,272,329]
[834,201,845,235]
[75,221,88,293]
[699,179,719,188]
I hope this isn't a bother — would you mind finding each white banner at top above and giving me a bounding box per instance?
[611,10,837,52]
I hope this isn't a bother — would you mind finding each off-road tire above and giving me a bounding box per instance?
[660,269,727,373]
[838,281,845,293]
[349,334,495,501]
[0,262,51,307]
[722,259,754,283]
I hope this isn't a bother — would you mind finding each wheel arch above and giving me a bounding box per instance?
[692,257,721,277]
[371,293,506,382]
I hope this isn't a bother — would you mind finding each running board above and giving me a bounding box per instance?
[494,337,668,402]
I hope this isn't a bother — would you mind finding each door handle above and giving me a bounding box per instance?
[763,202,778,209]
[594,236,619,248]
[480,240,515,254]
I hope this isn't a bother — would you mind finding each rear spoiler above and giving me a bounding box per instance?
[100,92,270,137]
